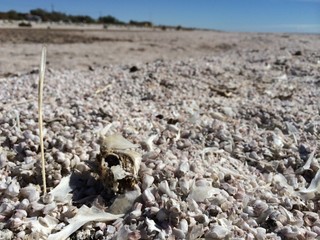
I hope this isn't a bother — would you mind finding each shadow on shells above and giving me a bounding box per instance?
[68,171,115,207]
[57,134,142,211]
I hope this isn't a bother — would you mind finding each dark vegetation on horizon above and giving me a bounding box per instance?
[0,8,193,30]
[0,9,129,24]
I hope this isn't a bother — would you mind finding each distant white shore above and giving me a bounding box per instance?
[0,20,175,31]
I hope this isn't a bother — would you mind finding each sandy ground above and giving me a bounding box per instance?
[0,27,319,76]
[1,25,320,239]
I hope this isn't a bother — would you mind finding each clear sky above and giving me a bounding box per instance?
[1,0,320,33]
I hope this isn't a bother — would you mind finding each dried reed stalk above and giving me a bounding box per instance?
[38,46,47,194]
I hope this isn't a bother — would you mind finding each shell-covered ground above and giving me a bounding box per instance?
[0,31,320,239]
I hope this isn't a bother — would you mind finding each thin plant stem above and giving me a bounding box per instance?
[38,46,47,194]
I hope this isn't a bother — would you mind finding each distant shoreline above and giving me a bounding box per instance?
[1,20,318,35]
[0,20,201,32]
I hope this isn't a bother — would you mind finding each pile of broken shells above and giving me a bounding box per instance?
[1,34,320,239]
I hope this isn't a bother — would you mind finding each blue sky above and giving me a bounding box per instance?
[1,0,320,33]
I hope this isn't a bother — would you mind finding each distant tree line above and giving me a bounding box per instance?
[0,8,194,30]
[129,20,152,27]
[0,9,152,26]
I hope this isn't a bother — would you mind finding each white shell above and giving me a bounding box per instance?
[141,134,158,152]
[205,225,230,239]
[172,228,186,239]
[13,209,27,219]
[179,219,189,234]
[253,200,269,216]
[142,175,154,190]
[20,184,40,202]
[142,188,155,204]
[298,146,318,172]
[159,180,178,199]
[43,202,57,215]
[187,186,221,203]
[130,203,142,219]
[42,193,54,204]
[187,224,204,239]
[18,199,30,210]
[100,134,138,151]
[30,202,45,212]
[178,161,190,174]
[111,165,128,180]
[179,178,190,195]
[16,231,26,239]
[50,175,72,202]
[48,205,124,240]
[0,153,8,168]
[145,217,161,233]
[300,169,320,200]
[9,218,24,228]
[187,199,200,213]
[5,178,20,197]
